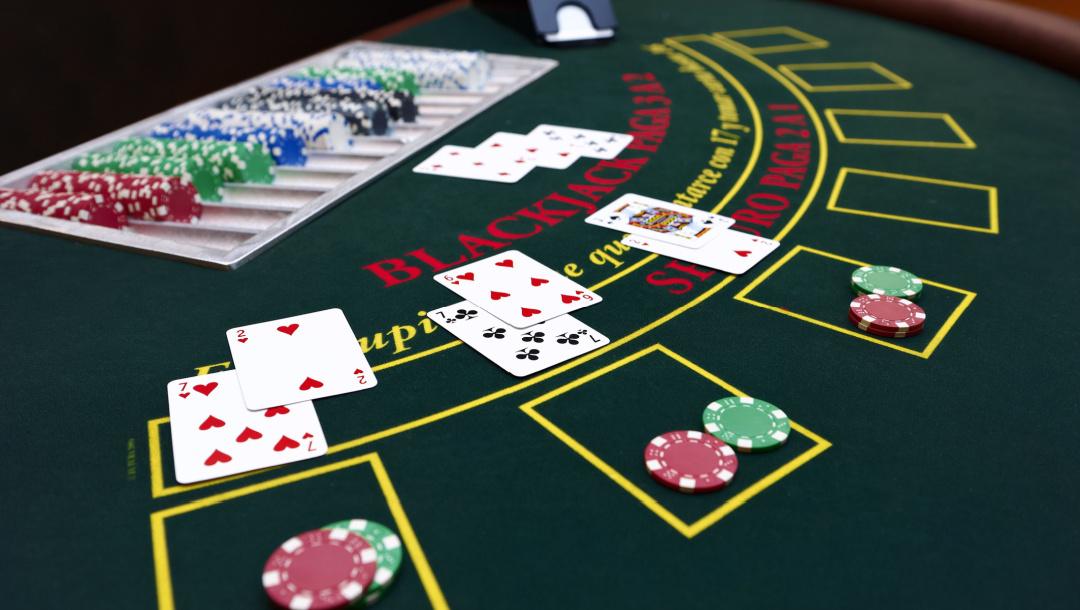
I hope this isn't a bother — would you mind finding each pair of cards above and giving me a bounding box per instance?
[412,124,633,183]
[167,308,377,484]
[586,193,780,275]
[427,250,610,376]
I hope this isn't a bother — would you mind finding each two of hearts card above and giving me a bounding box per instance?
[585,193,780,274]
[167,308,376,484]
[428,250,610,377]
[413,124,632,182]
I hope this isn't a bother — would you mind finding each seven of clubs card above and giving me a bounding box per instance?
[167,370,327,484]
[526,124,633,159]
[586,193,734,248]
[622,230,780,275]
[433,250,602,328]
[413,144,536,183]
[428,302,610,377]
[226,308,377,411]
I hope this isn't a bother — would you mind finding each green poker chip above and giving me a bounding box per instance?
[702,396,790,453]
[851,265,923,300]
[323,519,403,604]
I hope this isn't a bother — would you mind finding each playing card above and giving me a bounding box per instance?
[226,308,377,411]
[526,124,633,159]
[412,144,536,182]
[586,193,734,249]
[475,131,581,169]
[428,301,610,377]
[622,229,780,275]
[167,370,327,484]
[433,250,602,328]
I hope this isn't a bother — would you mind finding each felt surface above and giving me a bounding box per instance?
[2,1,1078,608]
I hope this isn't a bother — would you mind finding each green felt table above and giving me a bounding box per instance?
[2,1,1078,608]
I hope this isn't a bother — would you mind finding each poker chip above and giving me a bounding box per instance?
[702,396,790,453]
[848,294,926,336]
[643,430,738,493]
[112,137,275,184]
[322,519,403,604]
[0,187,127,229]
[847,309,925,338]
[73,151,225,202]
[851,265,923,300]
[29,170,202,223]
[335,48,492,91]
[262,527,378,610]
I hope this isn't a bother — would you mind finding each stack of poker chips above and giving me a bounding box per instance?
[334,47,491,91]
[72,152,225,201]
[0,188,127,229]
[271,75,418,123]
[149,121,307,166]
[217,85,390,136]
[641,396,792,495]
[262,519,404,609]
[846,265,927,338]
[27,170,202,223]
[180,109,354,152]
[295,66,420,96]
[112,137,275,184]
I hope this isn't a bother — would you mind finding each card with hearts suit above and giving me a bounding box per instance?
[433,250,602,328]
[167,370,327,484]
[226,308,378,411]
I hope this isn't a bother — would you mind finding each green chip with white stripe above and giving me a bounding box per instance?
[323,519,403,605]
[702,396,790,453]
[851,265,923,300]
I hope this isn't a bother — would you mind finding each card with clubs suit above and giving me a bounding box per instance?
[433,250,602,328]
[475,131,581,170]
[428,302,610,377]
[621,229,780,275]
[226,308,377,411]
[167,370,327,484]
[526,124,633,159]
[412,144,536,183]
[586,193,734,248]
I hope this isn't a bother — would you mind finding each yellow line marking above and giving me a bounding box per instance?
[826,167,999,234]
[713,26,829,55]
[520,344,831,537]
[777,62,912,92]
[660,38,763,213]
[148,33,830,499]
[151,452,447,610]
[824,108,976,149]
[734,245,977,358]
[666,34,829,241]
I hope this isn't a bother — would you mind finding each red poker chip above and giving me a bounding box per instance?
[262,528,377,610]
[644,430,738,493]
[849,294,926,332]
[847,309,925,338]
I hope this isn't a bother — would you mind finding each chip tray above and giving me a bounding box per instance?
[0,41,557,269]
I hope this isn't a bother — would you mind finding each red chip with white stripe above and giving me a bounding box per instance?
[262,527,377,610]
[643,430,738,494]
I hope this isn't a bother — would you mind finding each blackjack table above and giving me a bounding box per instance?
[2,1,1078,608]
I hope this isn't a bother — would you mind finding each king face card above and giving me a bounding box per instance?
[433,250,602,328]
[586,193,734,248]
[526,124,633,159]
[621,229,780,275]
[428,302,610,377]
[226,308,377,411]
[167,370,327,484]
